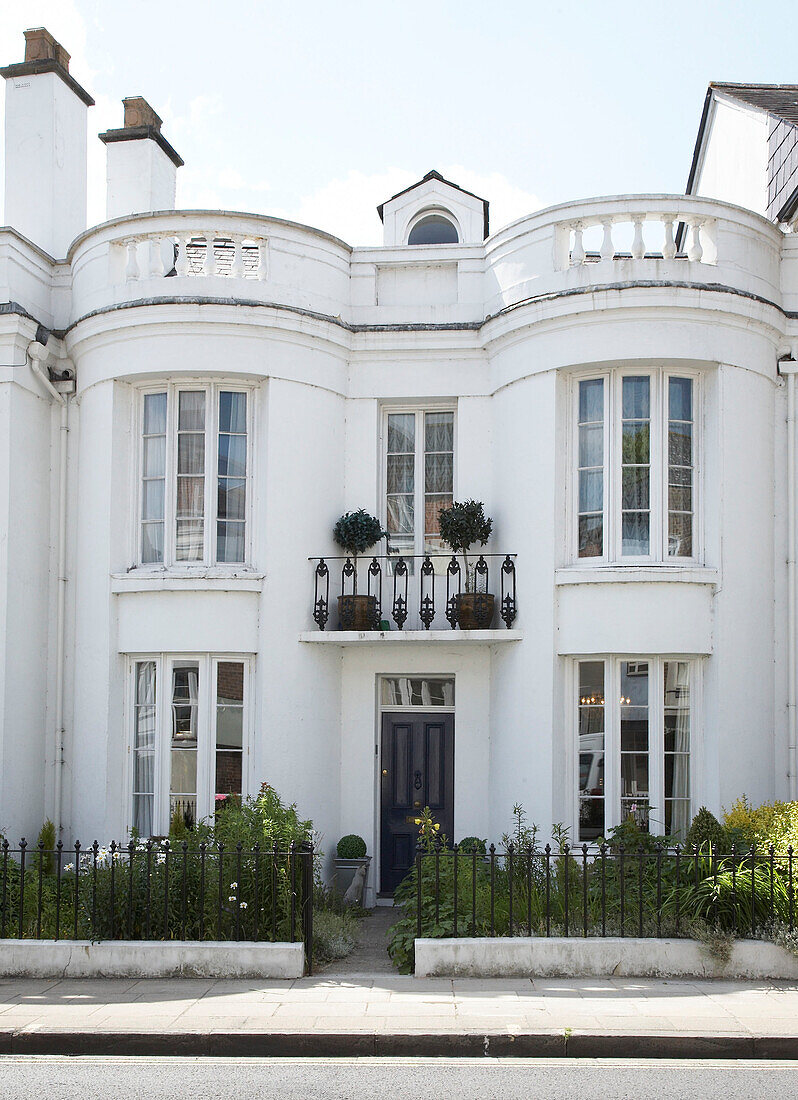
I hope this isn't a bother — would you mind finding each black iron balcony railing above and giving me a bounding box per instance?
[310,553,517,632]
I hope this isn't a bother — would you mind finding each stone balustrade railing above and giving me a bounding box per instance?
[553,204,717,271]
[111,229,268,285]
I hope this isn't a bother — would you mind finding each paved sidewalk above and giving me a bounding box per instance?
[1,975,798,1057]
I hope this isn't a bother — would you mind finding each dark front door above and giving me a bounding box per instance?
[380,711,454,894]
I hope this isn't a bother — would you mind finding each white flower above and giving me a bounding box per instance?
[64,863,74,872]
[239,901,248,909]
[229,881,238,889]
[228,895,236,902]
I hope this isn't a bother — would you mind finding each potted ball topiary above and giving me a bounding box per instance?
[333,510,387,629]
[438,499,495,628]
[333,833,371,903]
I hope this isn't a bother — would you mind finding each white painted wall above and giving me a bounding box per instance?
[693,94,769,216]
[3,71,88,258]
[0,174,794,886]
[105,139,177,220]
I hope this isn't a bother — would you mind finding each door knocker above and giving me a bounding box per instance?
[414,770,422,791]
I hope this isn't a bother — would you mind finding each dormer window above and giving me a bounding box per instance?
[407,213,459,245]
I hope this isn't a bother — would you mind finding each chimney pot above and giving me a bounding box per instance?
[123,96,162,132]
[23,28,70,72]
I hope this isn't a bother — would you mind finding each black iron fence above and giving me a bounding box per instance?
[411,842,798,940]
[0,839,315,973]
[311,553,518,631]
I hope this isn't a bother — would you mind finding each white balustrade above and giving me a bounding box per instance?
[561,210,716,270]
[118,227,268,285]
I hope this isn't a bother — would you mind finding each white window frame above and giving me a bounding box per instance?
[569,655,701,842]
[570,367,701,565]
[126,653,253,837]
[134,381,255,569]
[380,402,457,560]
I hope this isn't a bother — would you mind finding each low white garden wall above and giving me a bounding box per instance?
[0,939,304,979]
[414,936,798,980]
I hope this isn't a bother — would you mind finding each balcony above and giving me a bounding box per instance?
[300,554,522,646]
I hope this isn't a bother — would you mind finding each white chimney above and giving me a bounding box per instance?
[99,97,183,220]
[1,28,94,257]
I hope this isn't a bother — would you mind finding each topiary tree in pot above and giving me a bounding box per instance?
[333,509,387,629]
[437,499,495,628]
[334,834,371,904]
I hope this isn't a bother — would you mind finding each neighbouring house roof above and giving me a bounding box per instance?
[687,83,798,221]
[377,170,490,237]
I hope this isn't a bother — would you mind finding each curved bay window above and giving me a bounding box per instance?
[576,657,693,841]
[139,385,250,567]
[131,655,249,836]
[574,369,696,562]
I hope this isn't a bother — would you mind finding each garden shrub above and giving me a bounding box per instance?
[336,835,367,859]
[36,820,56,877]
[458,837,487,855]
[723,796,798,854]
[313,908,360,964]
[685,807,729,851]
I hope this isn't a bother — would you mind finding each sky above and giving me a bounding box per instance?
[0,0,796,245]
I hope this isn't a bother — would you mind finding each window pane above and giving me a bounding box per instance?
[143,435,166,477]
[133,661,157,835]
[579,378,603,423]
[388,414,414,454]
[579,425,603,468]
[578,661,605,840]
[142,479,164,521]
[380,677,454,706]
[387,454,414,494]
[143,392,167,436]
[177,477,204,517]
[664,661,690,835]
[219,391,247,434]
[217,479,246,520]
[141,523,164,564]
[178,433,205,475]
[387,495,414,535]
[216,661,244,799]
[668,379,694,559]
[669,377,692,422]
[133,794,154,837]
[622,467,649,510]
[578,515,603,558]
[178,391,205,430]
[622,510,649,555]
[578,380,605,561]
[217,521,245,563]
[622,376,650,419]
[176,519,204,561]
[218,434,247,478]
[620,661,649,827]
[622,421,650,464]
[215,752,242,797]
[425,452,453,494]
[425,411,453,453]
[579,469,603,513]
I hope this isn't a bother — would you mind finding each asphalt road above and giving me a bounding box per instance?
[1,1056,798,1099]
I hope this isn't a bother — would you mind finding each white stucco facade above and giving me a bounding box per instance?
[3,32,798,903]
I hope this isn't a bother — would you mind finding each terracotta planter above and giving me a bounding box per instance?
[338,594,379,630]
[456,592,495,629]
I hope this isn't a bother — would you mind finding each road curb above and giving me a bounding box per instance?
[3,1029,798,1059]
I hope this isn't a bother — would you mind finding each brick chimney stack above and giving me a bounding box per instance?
[99,96,183,220]
[1,28,94,257]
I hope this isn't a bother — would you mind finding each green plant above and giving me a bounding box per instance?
[501,803,539,853]
[313,908,360,964]
[458,837,487,855]
[723,796,798,855]
[36,820,56,877]
[437,500,493,592]
[691,920,734,966]
[686,807,729,851]
[336,834,367,859]
[332,510,386,594]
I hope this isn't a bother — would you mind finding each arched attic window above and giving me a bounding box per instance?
[407,213,459,245]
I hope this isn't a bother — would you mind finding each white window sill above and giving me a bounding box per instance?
[555,565,719,587]
[111,569,265,593]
